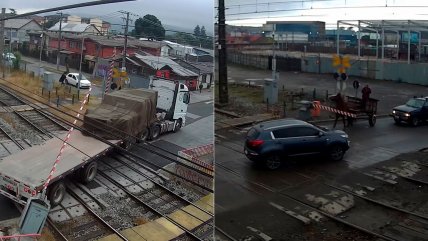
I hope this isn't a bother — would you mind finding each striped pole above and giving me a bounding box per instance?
[313,104,357,118]
[105,48,116,94]
[42,87,92,195]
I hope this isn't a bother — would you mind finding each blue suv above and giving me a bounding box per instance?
[244,119,350,170]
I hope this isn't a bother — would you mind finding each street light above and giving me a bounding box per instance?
[39,32,44,76]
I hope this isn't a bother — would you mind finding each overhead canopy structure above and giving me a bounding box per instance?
[336,20,428,64]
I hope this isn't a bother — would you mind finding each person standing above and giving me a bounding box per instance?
[361,84,372,110]
[199,82,203,93]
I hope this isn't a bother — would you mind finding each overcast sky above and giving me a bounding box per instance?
[225,0,428,28]
[1,0,214,35]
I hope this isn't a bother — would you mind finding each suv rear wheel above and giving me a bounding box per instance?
[329,145,345,161]
[264,154,281,170]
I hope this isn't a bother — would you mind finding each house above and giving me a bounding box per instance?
[3,19,42,50]
[125,37,168,56]
[162,40,214,62]
[130,54,199,90]
[48,22,101,35]
[174,59,213,88]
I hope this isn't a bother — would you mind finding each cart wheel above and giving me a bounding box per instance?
[369,115,376,127]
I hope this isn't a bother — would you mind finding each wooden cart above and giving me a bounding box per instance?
[345,96,379,126]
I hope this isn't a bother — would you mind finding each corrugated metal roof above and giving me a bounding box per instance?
[4,19,35,29]
[49,22,97,33]
[134,54,197,77]
[189,62,213,74]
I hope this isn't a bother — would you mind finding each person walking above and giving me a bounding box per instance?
[199,83,203,93]
[361,84,372,110]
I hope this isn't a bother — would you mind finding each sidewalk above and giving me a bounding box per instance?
[20,56,89,76]
[189,88,214,104]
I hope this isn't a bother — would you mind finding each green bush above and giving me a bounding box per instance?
[12,52,21,70]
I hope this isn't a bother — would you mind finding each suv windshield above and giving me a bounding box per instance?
[406,99,425,108]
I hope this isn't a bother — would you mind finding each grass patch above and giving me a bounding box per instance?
[39,227,56,241]
[0,69,103,127]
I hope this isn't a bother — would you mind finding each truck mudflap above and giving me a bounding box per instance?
[159,120,175,134]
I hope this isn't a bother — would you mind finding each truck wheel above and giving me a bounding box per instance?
[136,128,149,143]
[173,119,182,133]
[79,162,98,184]
[47,181,66,207]
[149,125,161,140]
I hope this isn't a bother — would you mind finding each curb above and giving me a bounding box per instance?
[308,113,390,124]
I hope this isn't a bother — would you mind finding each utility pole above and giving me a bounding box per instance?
[0,8,5,78]
[272,24,276,80]
[39,32,44,76]
[120,11,129,89]
[78,36,85,99]
[218,0,228,104]
[56,11,63,70]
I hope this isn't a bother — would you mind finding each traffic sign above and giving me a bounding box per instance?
[332,55,350,74]
[353,80,360,89]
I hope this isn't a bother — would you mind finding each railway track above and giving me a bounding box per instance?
[96,153,214,240]
[0,84,214,240]
[47,183,128,241]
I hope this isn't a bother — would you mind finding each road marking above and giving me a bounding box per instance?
[269,202,311,224]
[215,134,227,139]
[186,112,201,119]
[205,101,213,104]
[246,226,273,241]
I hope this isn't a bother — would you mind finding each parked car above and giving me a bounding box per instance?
[391,97,428,126]
[244,118,350,170]
[65,73,91,89]
[2,52,16,65]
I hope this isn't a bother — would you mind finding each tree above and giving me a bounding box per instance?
[43,19,57,30]
[9,9,16,15]
[200,26,206,37]
[133,14,165,40]
[194,25,200,37]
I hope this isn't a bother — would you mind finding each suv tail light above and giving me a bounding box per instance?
[248,139,264,148]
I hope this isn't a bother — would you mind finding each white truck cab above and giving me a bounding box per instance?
[149,77,190,130]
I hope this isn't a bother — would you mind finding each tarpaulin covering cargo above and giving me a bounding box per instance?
[83,89,157,139]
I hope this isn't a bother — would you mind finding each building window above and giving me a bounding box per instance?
[202,74,207,83]
[69,41,76,49]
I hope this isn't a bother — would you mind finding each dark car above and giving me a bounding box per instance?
[244,119,350,170]
[391,97,428,126]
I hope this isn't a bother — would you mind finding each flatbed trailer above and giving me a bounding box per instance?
[0,130,120,205]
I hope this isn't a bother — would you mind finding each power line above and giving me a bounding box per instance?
[226,5,428,17]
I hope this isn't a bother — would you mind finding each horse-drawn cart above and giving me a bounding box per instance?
[346,96,379,126]
[328,94,379,127]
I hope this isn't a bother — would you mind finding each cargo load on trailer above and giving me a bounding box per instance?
[83,89,158,140]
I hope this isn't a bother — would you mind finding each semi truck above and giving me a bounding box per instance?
[0,78,190,206]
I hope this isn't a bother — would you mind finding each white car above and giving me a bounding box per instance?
[65,73,91,89]
[2,53,16,65]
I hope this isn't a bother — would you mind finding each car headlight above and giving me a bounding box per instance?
[341,134,348,138]
[392,110,396,114]
[404,113,410,117]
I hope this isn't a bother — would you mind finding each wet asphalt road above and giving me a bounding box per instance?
[215,117,428,240]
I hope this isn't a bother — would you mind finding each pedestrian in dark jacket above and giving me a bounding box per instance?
[361,84,372,110]
[59,71,67,85]
[199,83,203,93]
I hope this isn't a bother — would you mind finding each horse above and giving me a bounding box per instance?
[330,93,353,129]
